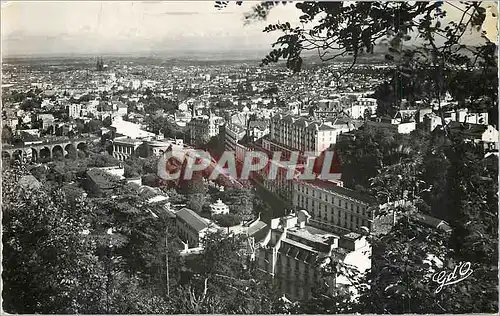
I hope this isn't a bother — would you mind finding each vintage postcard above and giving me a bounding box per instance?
[1,1,498,314]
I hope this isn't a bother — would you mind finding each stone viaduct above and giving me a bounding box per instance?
[2,136,99,162]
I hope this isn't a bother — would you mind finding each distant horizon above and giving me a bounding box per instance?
[2,48,270,59]
[1,48,332,62]
[2,2,489,58]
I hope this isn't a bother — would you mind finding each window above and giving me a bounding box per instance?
[338,199,341,207]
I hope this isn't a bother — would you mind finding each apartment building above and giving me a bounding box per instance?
[346,97,377,119]
[248,120,270,142]
[269,114,353,157]
[224,122,246,151]
[257,211,371,301]
[187,113,225,145]
[67,103,82,119]
[292,179,377,236]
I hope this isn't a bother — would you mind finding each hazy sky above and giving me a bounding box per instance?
[1,1,301,56]
[1,1,496,57]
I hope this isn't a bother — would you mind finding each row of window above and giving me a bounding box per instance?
[309,210,371,230]
[278,279,311,300]
[296,191,370,217]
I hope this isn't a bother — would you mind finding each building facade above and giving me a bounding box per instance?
[175,207,212,248]
[209,198,230,215]
[187,113,225,145]
[224,122,246,151]
[112,136,143,161]
[269,114,353,157]
[67,103,82,119]
[256,211,371,301]
[292,179,376,236]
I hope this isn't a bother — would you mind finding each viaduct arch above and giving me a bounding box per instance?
[2,136,98,163]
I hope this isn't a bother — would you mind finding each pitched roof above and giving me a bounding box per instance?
[87,168,121,190]
[412,213,452,233]
[248,120,269,130]
[176,207,209,232]
[447,121,489,137]
[247,220,269,242]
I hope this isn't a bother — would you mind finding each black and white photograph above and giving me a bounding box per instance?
[1,1,498,314]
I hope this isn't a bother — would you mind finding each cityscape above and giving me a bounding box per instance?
[1,1,498,314]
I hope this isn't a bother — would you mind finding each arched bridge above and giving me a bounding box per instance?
[2,135,99,162]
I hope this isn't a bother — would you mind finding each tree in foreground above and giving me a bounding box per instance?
[2,163,173,313]
[216,1,498,314]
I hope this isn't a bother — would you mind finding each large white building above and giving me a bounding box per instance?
[256,211,371,301]
[346,97,378,119]
[292,179,377,236]
[209,199,230,215]
[67,103,82,119]
[249,114,355,204]
[268,114,354,157]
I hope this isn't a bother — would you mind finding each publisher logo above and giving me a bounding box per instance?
[432,261,473,294]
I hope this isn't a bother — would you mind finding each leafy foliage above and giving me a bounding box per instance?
[3,163,105,313]
[176,230,286,313]
[213,213,242,227]
[214,187,255,220]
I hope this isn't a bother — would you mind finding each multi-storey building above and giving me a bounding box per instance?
[37,113,55,131]
[292,179,377,236]
[187,113,224,145]
[224,122,246,151]
[3,114,18,130]
[67,103,82,119]
[252,114,353,208]
[346,97,377,119]
[209,198,230,215]
[248,120,270,142]
[269,114,353,157]
[257,211,371,301]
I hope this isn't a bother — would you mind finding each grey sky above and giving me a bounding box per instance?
[1,1,301,56]
[1,1,496,57]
